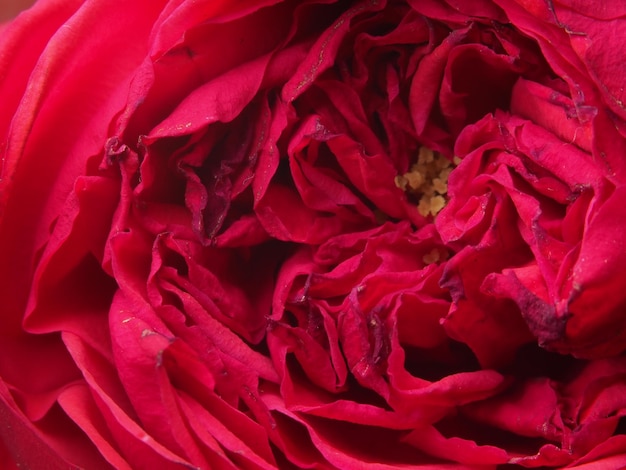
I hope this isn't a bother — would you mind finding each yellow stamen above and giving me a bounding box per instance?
[396,147,458,217]
[422,248,441,265]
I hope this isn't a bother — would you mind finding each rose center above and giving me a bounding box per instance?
[394,146,459,217]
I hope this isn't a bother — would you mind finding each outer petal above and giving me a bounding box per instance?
[0,0,169,467]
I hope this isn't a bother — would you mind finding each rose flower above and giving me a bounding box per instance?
[1,0,626,468]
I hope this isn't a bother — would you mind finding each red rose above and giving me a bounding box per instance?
[2,0,626,469]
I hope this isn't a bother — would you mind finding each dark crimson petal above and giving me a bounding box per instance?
[510,78,593,152]
[0,376,90,470]
[409,25,471,153]
[551,2,626,121]
[568,436,626,470]
[493,0,626,179]
[117,0,295,142]
[286,114,377,223]
[176,393,277,469]
[0,0,82,165]
[281,0,386,103]
[63,333,197,469]
[262,390,469,469]
[437,110,626,361]
[57,384,134,470]
[440,43,523,136]
[439,203,535,368]
[462,378,563,442]
[327,135,423,225]
[0,0,166,395]
[147,54,270,140]
[403,425,509,466]
[257,183,357,243]
[563,184,626,356]
[109,296,210,468]
[22,176,119,337]
[407,0,506,24]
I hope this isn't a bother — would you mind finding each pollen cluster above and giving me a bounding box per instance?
[394,147,459,217]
